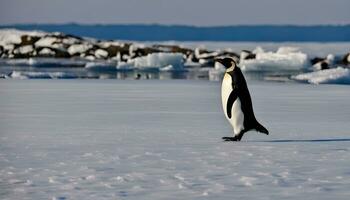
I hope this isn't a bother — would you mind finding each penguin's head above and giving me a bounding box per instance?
[215,57,237,70]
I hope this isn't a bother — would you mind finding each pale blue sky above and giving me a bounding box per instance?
[0,0,349,26]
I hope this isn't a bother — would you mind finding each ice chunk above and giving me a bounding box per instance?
[276,46,300,54]
[240,46,308,71]
[252,46,265,54]
[131,52,184,70]
[292,67,350,84]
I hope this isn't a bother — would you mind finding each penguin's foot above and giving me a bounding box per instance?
[222,137,240,142]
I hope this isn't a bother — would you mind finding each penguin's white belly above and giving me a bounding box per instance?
[221,74,245,135]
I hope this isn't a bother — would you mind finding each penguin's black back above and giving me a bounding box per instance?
[227,67,258,131]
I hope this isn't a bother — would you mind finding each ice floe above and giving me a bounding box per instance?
[240,47,309,71]
[9,71,78,79]
[292,67,350,84]
[125,52,185,71]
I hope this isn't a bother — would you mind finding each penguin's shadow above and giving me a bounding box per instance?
[251,138,350,143]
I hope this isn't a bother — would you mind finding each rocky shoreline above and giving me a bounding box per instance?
[1,29,350,83]
[1,29,348,69]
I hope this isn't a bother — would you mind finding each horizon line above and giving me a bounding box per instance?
[1,23,350,28]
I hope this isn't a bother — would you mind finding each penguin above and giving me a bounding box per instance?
[216,57,269,141]
[310,54,334,70]
[341,53,350,65]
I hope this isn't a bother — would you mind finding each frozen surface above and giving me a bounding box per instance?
[292,67,350,84]
[0,80,350,199]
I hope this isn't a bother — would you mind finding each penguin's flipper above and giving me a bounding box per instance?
[226,91,238,119]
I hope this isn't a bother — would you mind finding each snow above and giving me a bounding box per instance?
[0,29,46,46]
[195,48,219,59]
[0,80,350,199]
[98,41,123,48]
[38,48,56,56]
[240,47,308,71]
[94,49,108,59]
[62,37,81,45]
[292,67,350,84]
[67,44,92,55]
[13,45,33,55]
[34,37,58,48]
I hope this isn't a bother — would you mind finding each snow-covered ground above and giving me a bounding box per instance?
[1,79,350,199]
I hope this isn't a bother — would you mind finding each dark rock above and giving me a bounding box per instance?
[103,44,130,58]
[131,47,161,59]
[20,35,41,46]
[53,48,70,58]
[241,50,256,60]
